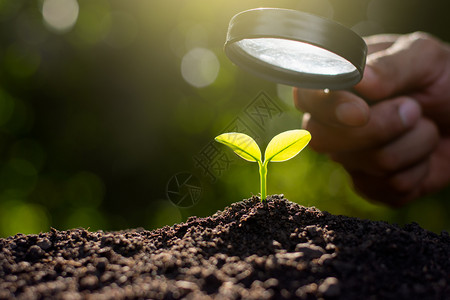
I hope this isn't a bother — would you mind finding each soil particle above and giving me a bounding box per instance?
[26,245,45,260]
[0,195,449,299]
[79,275,99,290]
[36,238,52,251]
[318,277,340,297]
[294,243,325,259]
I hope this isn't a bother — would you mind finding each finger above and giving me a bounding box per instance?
[355,32,448,102]
[294,88,370,127]
[331,118,439,176]
[303,97,422,153]
[364,34,400,54]
[349,159,429,207]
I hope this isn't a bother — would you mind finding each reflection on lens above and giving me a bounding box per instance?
[236,38,356,76]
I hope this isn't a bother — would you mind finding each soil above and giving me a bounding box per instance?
[0,195,449,300]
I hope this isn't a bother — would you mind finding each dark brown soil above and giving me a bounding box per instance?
[0,195,449,299]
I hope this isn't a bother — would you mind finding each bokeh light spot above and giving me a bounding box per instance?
[4,44,41,78]
[181,47,220,88]
[42,0,79,33]
[0,200,49,237]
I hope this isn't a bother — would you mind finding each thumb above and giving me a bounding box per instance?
[355,32,447,102]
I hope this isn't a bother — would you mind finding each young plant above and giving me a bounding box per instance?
[215,129,311,201]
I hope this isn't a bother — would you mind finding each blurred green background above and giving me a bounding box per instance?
[0,0,449,237]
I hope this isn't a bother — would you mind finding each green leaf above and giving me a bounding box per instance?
[215,132,261,162]
[264,129,311,162]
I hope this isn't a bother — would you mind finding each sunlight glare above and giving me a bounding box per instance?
[236,38,356,76]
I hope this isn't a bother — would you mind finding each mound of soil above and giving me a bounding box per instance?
[0,195,449,299]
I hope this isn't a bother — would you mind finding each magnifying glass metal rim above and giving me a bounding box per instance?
[225,8,367,89]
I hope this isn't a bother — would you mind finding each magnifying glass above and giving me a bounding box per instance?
[225,8,367,90]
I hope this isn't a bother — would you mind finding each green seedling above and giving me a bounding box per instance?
[215,129,311,202]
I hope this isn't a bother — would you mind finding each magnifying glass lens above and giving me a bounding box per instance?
[225,8,367,89]
[236,38,357,76]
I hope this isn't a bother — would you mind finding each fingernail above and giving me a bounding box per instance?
[399,99,421,127]
[335,102,369,126]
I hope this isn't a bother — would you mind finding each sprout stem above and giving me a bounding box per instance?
[259,161,268,202]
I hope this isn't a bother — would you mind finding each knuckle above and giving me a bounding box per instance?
[364,56,401,100]
[409,31,435,43]
[369,55,398,82]
[408,32,445,60]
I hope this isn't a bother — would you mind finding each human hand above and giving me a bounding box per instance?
[294,32,450,207]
